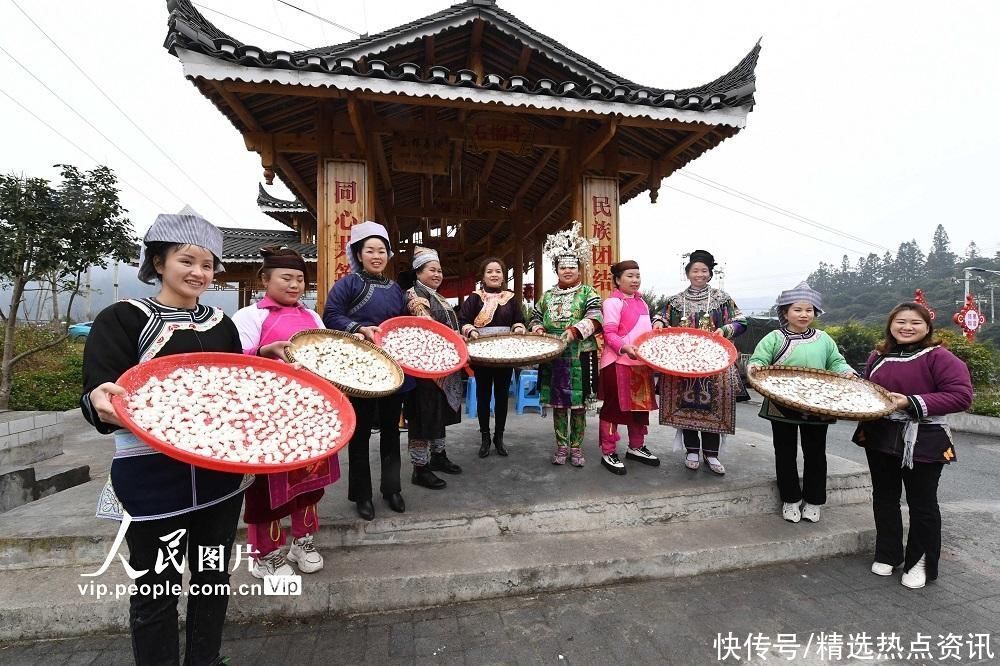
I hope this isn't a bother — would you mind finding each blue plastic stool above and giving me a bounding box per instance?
[515,369,541,415]
[466,376,495,416]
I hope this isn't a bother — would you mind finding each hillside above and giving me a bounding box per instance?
[806,225,1000,348]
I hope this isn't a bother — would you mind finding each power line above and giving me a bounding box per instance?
[7,0,241,225]
[0,87,171,210]
[0,40,184,208]
[663,184,871,255]
[192,2,309,47]
[680,170,890,252]
[274,0,361,37]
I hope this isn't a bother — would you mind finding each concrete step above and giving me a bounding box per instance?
[0,462,90,513]
[0,448,871,570]
[32,463,91,501]
[0,503,876,642]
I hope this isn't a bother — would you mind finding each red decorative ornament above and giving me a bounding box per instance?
[523,283,535,302]
[913,289,936,320]
[953,294,985,341]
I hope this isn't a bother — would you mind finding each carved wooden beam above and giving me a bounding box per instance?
[346,95,368,156]
[212,82,316,208]
[511,147,556,209]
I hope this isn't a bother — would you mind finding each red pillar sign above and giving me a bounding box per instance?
[581,176,620,300]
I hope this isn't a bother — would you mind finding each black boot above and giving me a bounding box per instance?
[478,431,492,458]
[429,450,462,474]
[493,432,508,456]
[411,465,447,489]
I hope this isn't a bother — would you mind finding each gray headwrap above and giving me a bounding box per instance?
[137,206,225,284]
[776,281,824,316]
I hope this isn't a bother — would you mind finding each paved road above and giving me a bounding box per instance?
[735,400,1000,503]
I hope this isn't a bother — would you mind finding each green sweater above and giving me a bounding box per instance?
[748,328,853,374]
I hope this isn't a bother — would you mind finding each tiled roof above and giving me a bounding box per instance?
[164,0,758,113]
[256,183,308,212]
[220,227,317,262]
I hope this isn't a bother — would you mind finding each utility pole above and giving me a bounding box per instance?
[964,267,1000,324]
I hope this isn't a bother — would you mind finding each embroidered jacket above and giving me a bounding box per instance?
[80,298,253,521]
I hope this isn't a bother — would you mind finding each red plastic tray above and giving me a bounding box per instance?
[633,327,738,378]
[111,352,356,473]
[374,316,469,379]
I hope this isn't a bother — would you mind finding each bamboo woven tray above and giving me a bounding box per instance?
[747,365,896,420]
[466,333,566,367]
[285,329,404,399]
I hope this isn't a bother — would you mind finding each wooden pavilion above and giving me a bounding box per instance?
[163,0,759,309]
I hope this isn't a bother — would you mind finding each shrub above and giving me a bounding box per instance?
[9,354,83,411]
[936,330,999,387]
[824,321,882,369]
[969,388,1000,418]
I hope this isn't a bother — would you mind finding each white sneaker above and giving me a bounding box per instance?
[901,555,926,589]
[287,533,324,573]
[601,453,627,475]
[251,549,294,579]
[801,503,821,523]
[871,562,895,576]
[782,502,801,523]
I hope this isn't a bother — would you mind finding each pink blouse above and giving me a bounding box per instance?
[600,290,651,369]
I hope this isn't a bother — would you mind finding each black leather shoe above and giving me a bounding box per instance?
[384,492,406,513]
[411,466,447,489]
[429,451,462,474]
[493,432,508,457]
[478,431,492,458]
[355,499,374,521]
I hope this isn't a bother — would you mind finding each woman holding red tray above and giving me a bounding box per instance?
[231,247,339,579]
[652,249,748,475]
[322,221,410,521]
[399,246,465,490]
[597,260,659,475]
[81,210,253,666]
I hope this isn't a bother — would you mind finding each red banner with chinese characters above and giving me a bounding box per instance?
[581,176,620,299]
[320,160,367,308]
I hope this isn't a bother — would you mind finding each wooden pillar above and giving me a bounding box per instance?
[318,160,368,312]
[581,175,620,300]
[533,248,544,303]
[513,242,524,313]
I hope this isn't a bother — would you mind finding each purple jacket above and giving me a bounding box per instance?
[860,345,973,463]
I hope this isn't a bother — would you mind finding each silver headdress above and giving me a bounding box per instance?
[543,221,595,270]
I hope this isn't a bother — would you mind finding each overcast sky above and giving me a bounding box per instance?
[2,0,997,305]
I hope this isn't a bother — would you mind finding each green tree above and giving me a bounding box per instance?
[894,240,926,284]
[0,165,134,409]
[925,224,956,278]
[966,241,981,260]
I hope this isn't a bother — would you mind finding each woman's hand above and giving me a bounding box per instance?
[712,328,725,337]
[467,329,480,340]
[257,341,291,360]
[359,325,381,342]
[353,333,365,341]
[560,328,577,343]
[888,392,910,410]
[511,325,526,336]
[531,326,546,335]
[89,382,126,428]
[652,321,665,330]
[620,344,639,360]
